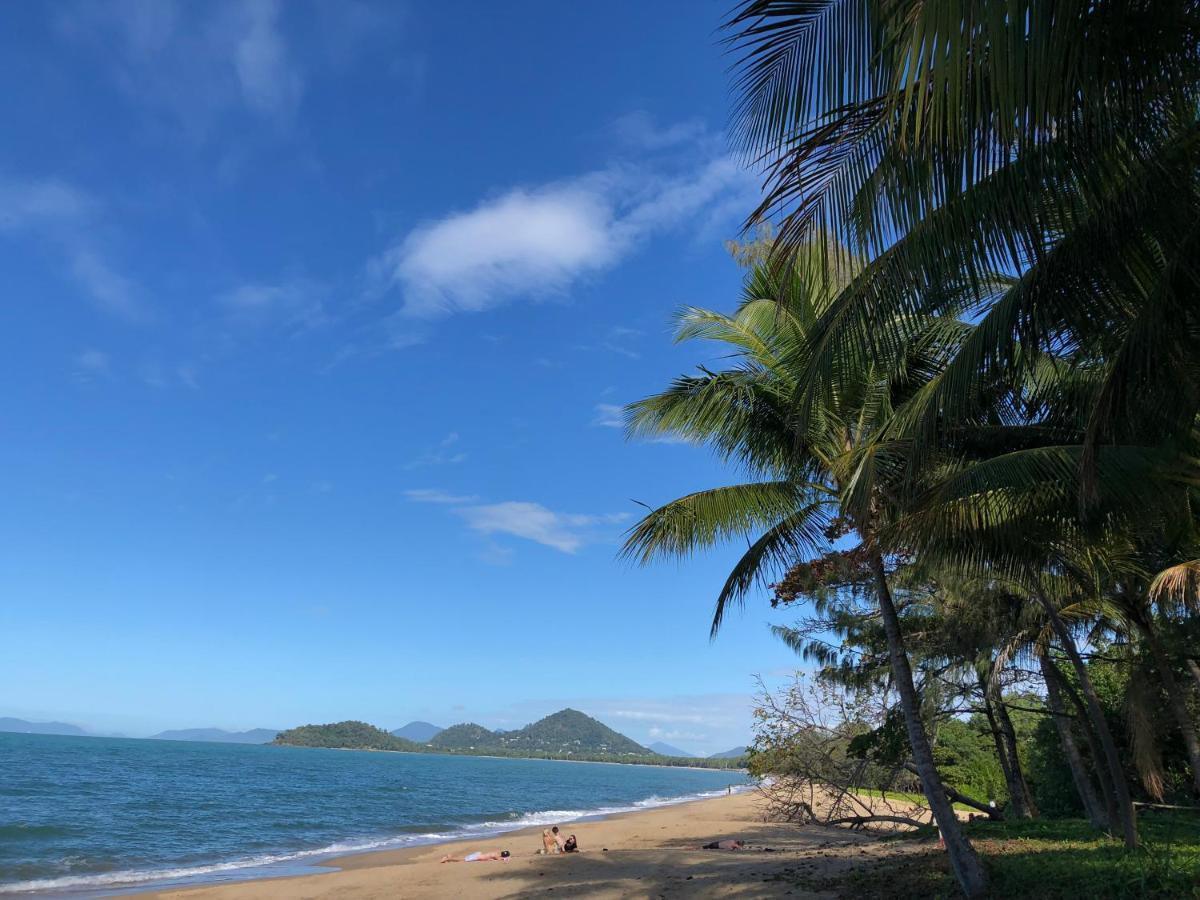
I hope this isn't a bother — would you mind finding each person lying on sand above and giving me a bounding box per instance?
[701,839,745,850]
[440,850,511,863]
[562,834,578,853]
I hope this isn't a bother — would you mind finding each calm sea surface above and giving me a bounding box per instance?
[0,732,749,896]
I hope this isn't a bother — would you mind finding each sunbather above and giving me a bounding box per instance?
[440,849,511,863]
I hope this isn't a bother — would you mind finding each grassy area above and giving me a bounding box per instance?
[813,809,1200,898]
[853,787,974,812]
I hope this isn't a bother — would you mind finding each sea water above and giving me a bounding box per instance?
[0,732,750,895]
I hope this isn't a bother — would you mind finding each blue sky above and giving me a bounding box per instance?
[0,0,805,756]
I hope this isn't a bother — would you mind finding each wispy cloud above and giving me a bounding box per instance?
[57,0,303,134]
[73,349,112,383]
[218,278,328,332]
[612,111,708,151]
[593,403,624,429]
[0,177,145,321]
[70,249,142,321]
[0,179,93,228]
[404,490,629,555]
[403,432,468,470]
[369,124,758,325]
[455,501,628,554]
[403,488,479,505]
[234,0,303,120]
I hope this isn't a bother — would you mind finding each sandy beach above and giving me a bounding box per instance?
[131,791,908,899]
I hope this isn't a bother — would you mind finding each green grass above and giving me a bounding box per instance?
[812,809,1200,898]
[853,787,974,812]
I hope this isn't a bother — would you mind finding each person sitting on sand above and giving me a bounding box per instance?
[440,850,511,863]
[540,829,558,854]
[551,826,567,852]
[701,839,744,850]
[562,834,578,853]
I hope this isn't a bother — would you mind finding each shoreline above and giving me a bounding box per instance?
[30,786,751,898]
[274,742,745,773]
[130,791,891,900]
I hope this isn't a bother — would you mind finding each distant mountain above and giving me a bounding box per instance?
[270,712,742,768]
[430,723,497,750]
[151,728,278,744]
[0,717,87,736]
[274,721,422,752]
[710,746,749,759]
[391,721,443,743]
[648,741,694,758]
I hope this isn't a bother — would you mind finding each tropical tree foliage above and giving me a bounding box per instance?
[623,4,1200,895]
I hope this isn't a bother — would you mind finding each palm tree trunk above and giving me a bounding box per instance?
[992,688,1038,818]
[1133,616,1200,797]
[1040,653,1107,829]
[1036,596,1139,848]
[1050,654,1121,829]
[980,675,1030,818]
[1187,658,1200,696]
[870,552,988,897]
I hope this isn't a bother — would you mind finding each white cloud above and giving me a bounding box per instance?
[455,501,628,554]
[377,180,621,318]
[593,403,624,429]
[403,488,479,505]
[371,141,759,322]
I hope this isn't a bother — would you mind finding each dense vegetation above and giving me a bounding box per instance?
[275,710,748,769]
[622,2,1200,895]
[274,721,421,752]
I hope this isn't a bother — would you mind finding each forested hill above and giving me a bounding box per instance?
[429,723,498,749]
[273,721,422,752]
[498,709,650,756]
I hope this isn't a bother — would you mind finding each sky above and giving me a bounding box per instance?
[0,0,807,757]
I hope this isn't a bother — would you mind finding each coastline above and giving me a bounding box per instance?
[276,742,744,773]
[130,791,891,900]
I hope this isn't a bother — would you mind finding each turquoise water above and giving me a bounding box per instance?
[0,732,749,895]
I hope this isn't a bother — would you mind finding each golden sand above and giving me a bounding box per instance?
[132,791,915,899]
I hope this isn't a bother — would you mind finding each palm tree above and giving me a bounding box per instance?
[621,248,990,896]
[724,1,1200,469]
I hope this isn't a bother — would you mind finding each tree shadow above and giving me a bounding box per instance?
[472,824,892,899]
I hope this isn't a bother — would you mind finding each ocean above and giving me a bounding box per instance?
[0,732,750,896]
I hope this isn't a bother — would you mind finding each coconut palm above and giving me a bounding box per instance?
[621,247,991,896]
[724,1,1200,469]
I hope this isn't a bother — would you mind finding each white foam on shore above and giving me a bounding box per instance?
[0,784,754,896]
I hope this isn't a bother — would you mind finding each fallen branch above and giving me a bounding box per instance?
[903,763,1003,820]
[826,814,928,830]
